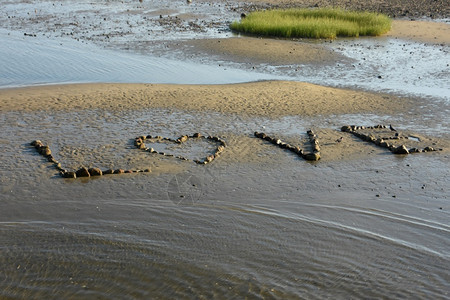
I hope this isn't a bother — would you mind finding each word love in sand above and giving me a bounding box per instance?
[31,125,442,179]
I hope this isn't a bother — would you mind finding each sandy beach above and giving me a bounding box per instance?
[0,81,412,116]
[1,0,449,299]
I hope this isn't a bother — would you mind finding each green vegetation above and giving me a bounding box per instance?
[230,8,392,39]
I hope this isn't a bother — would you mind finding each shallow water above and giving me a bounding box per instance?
[1,108,449,299]
[0,29,280,87]
[1,0,450,298]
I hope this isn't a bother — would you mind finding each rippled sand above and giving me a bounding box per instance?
[1,0,449,299]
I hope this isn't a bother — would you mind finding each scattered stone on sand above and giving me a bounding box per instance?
[135,132,226,164]
[341,125,443,155]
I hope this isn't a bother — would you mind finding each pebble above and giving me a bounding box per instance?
[76,167,90,177]
[304,152,321,161]
[88,167,103,176]
[177,135,188,143]
[392,145,409,155]
[62,171,76,179]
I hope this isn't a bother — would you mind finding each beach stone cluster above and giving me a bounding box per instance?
[341,125,441,155]
[254,130,320,161]
[30,140,151,179]
[134,133,226,165]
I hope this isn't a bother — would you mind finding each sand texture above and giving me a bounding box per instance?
[0,81,411,117]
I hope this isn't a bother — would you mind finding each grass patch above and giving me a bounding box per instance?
[230,8,392,39]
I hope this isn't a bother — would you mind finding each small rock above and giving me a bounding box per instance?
[193,133,202,138]
[76,167,90,177]
[62,171,76,178]
[393,145,409,155]
[31,140,42,147]
[341,125,352,132]
[293,147,303,155]
[304,152,320,161]
[88,168,103,176]
[143,168,151,172]
[114,169,124,174]
[42,148,51,156]
[177,135,188,143]
[103,169,114,175]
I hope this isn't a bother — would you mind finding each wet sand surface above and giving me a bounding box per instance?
[1,0,449,299]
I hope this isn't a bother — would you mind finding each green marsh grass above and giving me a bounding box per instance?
[230,8,392,39]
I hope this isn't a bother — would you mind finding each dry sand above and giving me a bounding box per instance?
[387,20,450,45]
[0,81,410,117]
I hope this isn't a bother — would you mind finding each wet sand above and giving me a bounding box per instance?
[1,0,449,299]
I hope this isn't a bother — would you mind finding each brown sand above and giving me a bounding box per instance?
[387,20,450,45]
[0,81,410,117]
[183,37,346,65]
